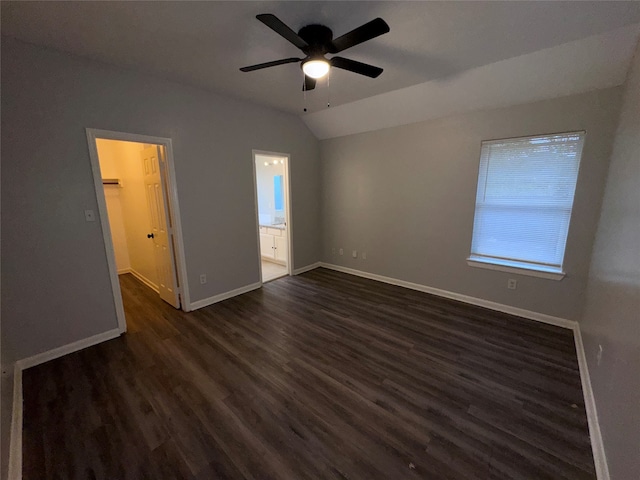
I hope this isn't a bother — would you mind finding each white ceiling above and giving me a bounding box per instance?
[3,1,640,116]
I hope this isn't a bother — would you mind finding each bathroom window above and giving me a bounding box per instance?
[274,175,284,211]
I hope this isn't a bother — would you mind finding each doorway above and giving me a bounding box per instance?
[253,151,292,283]
[87,129,189,332]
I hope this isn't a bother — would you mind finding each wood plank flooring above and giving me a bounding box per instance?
[22,269,595,479]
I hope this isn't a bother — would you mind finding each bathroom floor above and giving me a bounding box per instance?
[261,260,287,282]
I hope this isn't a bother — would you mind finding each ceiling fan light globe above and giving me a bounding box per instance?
[303,60,330,79]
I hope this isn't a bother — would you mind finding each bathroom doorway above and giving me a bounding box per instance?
[252,151,292,282]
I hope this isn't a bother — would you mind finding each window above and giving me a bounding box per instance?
[274,175,284,211]
[468,131,585,280]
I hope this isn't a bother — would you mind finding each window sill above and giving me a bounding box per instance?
[466,258,566,280]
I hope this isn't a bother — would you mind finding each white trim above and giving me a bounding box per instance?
[8,365,22,480]
[85,128,191,323]
[467,259,566,280]
[319,262,576,330]
[86,129,127,333]
[292,262,321,275]
[573,326,610,480]
[251,153,264,287]
[128,269,159,294]
[8,327,122,480]
[283,154,294,274]
[117,268,131,275]
[189,282,262,311]
[252,150,293,277]
[16,329,121,371]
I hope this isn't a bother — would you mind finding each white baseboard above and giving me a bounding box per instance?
[319,263,577,330]
[16,328,122,371]
[117,267,131,275]
[318,262,608,479]
[128,269,159,293]
[318,262,611,478]
[8,365,22,480]
[573,327,610,480]
[292,262,321,275]
[189,282,262,311]
[8,327,121,480]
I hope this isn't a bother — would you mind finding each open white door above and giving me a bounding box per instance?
[141,145,180,308]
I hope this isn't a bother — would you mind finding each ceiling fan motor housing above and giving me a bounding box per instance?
[298,24,334,59]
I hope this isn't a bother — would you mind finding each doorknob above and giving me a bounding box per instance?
[147,233,154,239]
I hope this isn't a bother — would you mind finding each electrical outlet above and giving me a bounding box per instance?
[200,274,207,285]
[507,279,517,290]
[339,248,344,256]
[352,250,357,258]
[597,345,603,365]
[361,252,367,260]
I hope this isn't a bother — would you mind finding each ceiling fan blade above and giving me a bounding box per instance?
[330,57,383,78]
[256,14,309,50]
[240,57,301,72]
[303,75,316,91]
[329,18,390,54]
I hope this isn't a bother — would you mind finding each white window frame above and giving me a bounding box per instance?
[467,131,586,281]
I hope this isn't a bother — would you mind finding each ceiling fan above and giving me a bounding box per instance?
[240,14,390,91]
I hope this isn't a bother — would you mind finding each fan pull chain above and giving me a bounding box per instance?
[327,69,331,108]
[303,70,308,113]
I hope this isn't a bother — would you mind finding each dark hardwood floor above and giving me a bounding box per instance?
[22,269,595,479]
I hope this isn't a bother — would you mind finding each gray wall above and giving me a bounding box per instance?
[1,38,320,365]
[320,87,622,320]
[580,42,640,480]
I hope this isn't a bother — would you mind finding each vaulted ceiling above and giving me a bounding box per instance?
[3,1,640,137]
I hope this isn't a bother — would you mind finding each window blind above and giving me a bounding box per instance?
[469,131,585,274]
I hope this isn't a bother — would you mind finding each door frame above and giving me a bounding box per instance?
[86,128,190,333]
[252,150,293,283]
